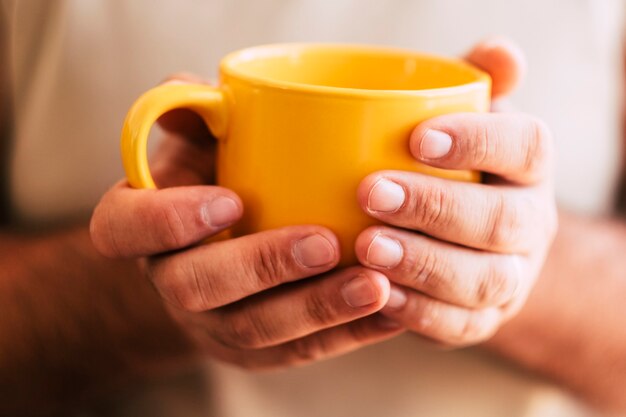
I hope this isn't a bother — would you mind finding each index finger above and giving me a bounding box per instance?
[90,181,243,258]
[409,112,553,185]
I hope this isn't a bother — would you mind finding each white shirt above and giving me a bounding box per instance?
[2,1,623,415]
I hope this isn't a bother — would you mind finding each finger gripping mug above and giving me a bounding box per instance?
[121,43,490,265]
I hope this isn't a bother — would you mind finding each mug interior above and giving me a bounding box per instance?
[222,44,486,92]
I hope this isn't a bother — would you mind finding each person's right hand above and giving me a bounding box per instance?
[90,75,402,371]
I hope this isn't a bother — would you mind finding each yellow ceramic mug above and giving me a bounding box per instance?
[121,44,490,265]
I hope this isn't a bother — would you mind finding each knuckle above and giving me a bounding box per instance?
[90,191,131,258]
[406,246,446,292]
[288,336,329,365]
[159,202,188,249]
[410,185,451,230]
[147,259,193,310]
[470,121,496,166]
[181,258,220,311]
[222,312,275,350]
[456,312,489,344]
[413,298,493,346]
[304,291,338,327]
[473,257,517,307]
[89,204,120,258]
[345,321,372,343]
[522,117,553,180]
[150,256,218,312]
[249,242,290,288]
[413,298,443,334]
[484,193,526,250]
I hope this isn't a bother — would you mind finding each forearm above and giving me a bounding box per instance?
[486,211,626,413]
[0,225,194,413]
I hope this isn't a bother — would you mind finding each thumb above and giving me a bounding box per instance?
[465,38,527,99]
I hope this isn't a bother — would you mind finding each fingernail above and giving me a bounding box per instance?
[368,179,405,213]
[202,197,240,227]
[420,129,452,160]
[293,234,336,268]
[341,275,379,308]
[386,286,407,310]
[366,234,403,268]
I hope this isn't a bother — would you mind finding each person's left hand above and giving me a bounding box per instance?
[355,39,558,347]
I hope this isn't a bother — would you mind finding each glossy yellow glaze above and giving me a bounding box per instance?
[122,44,491,265]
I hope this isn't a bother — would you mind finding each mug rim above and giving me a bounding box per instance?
[220,43,491,98]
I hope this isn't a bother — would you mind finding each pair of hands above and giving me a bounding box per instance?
[90,40,557,370]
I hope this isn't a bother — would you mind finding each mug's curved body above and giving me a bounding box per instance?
[122,44,491,265]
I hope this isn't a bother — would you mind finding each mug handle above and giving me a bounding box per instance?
[121,83,228,189]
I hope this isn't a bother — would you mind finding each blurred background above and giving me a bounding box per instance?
[0,1,624,416]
